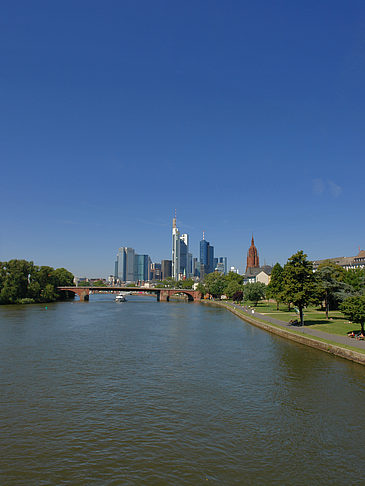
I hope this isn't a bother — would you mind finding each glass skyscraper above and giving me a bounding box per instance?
[200,235,215,276]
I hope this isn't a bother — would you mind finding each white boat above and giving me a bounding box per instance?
[115,292,127,302]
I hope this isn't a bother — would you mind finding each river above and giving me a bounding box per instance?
[1,294,364,485]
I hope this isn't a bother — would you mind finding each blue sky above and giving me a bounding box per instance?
[1,1,364,276]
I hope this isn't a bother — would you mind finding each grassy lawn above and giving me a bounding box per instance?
[240,300,357,336]
[223,303,365,355]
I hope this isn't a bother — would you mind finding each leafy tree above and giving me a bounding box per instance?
[176,278,194,289]
[225,271,244,285]
[53,268,74,286]
[0,260,33,304]
[0,260,74,304]
[340,295,365,334]
[282,251,318,326]
[224,280,242,299]
[41,283,57,302]
[316,261,348,318]
[243,282,266,306]
[267,262,284,310]
[203,272,227,298]
[232,290,243,303]
[77,280,90,287]
[344,268,365,293]
[92,280,107,287]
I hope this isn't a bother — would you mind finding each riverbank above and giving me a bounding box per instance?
[201,300,365,366]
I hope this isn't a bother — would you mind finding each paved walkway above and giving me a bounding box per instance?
[227,303,365,351]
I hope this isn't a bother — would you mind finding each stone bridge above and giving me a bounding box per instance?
[58,286,202,302]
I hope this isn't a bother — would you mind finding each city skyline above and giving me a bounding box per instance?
[1,2,364,277]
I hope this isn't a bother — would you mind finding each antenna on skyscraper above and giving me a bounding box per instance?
[203,231,205,240]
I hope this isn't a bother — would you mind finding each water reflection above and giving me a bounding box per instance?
[0,296,364,484]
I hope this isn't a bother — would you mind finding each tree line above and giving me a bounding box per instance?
[0,260,75,304]
[198,250,365,330]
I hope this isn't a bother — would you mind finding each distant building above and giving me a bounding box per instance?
[200,233,215,277]
[246,235,260,272]
[187,252,193,278]
[244,265,272,285]
[230,266,239,274]
[192,257,200,277]
[150,262,162,281]
[135,254,150,282]
[312,249,365,271]
[172,212,190,280]
[115,246,150,282]
[179,233,189,278]
[161,260,172,279]
[172,213,180,280]
[216,257,228,275]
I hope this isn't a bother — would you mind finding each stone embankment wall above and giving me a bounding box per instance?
[201,301,365,366]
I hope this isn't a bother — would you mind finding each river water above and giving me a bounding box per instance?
[0,294,364,485]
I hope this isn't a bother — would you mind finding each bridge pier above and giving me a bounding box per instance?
[74,288,90,302]
[159,290,170,302]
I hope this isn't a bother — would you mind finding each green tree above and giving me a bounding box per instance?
[344,268,365,293]
[282,251,317,326]
[41,283,57,302]
[176,278,194,289]
[316,261,348,318]
[0,260,74,304]
[225,271,244,285]
[92,280,107,287]
[53,268,74,287]
[266,263,284,310]
[232,290,243,303]
[224,280,242,299]
[203,273,227,298]
[243,282,266,306]
[0,260,34,304]
[340,295,365,334]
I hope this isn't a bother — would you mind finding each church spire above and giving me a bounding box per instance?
[246,235,260,272]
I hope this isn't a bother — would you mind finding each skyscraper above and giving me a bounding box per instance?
[116,247,127,281]
[161,260,172,279]
[125,247,135,281]
[172,212,180,280]
[179,233,189,277]
[216,256,228,275]
[134,254,150,282]
[200,233,215,277]
[172,211,190,280]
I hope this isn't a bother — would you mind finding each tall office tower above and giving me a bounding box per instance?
[161,260,172,279]
[114,260,118,279]
[192,257,200,277]
[150,262,162,281]
[135,254,150,282]
[213,257,218,271]
[125,247,135,281]
[116,247,127,281]
[217,256,228,275]
[200,232,215,276]
[187,252,193,278]
[172,212,181,280]
[116,247,135,282]
[179,233,189,278]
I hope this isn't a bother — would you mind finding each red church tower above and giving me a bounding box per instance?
[246,235,260,272]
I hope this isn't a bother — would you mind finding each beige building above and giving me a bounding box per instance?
[312,250,365,271]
